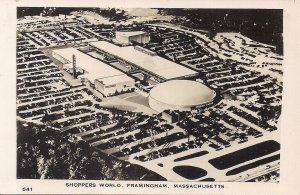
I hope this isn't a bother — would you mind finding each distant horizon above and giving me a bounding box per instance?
[17,7,283,54]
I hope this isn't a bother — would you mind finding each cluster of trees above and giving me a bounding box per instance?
[17,7,86,18]
[17,121,165,180]
[17,7,129,22]
[158,9,283,54]
[112,88,135,96]
[93,8,129,22]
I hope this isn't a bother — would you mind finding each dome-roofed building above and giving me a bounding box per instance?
[149,80,216,112]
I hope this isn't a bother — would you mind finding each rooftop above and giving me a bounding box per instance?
[115,31,149,37]
[150,80,216,106]
[53,48,129,82]
[90,41,198,80]
[96,74,134,86]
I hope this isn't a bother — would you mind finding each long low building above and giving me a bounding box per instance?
[89,41,198,81]
[52,48,135,97]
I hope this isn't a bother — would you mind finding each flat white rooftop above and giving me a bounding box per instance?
[96,74,134,86]
[116,31,149,37]
[53,48,129,82]
[90,41,198,80]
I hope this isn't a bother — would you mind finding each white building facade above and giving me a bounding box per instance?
[115,31,150,44]
[94,75,135,97]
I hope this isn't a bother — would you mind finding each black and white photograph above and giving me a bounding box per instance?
[15,7,284,183]
[0,0,299,193]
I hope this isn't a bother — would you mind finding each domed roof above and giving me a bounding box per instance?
[149,80,215,107]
